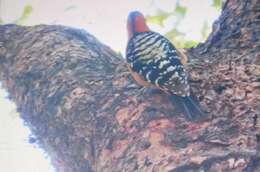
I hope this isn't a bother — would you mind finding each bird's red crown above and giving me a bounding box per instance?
[127,11,150,39]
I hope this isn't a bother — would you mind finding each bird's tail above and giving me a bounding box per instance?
[170,94,206,121]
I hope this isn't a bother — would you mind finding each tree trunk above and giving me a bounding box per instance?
[0,0,259,171]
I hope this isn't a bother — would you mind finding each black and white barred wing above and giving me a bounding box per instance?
[126,32,190,97]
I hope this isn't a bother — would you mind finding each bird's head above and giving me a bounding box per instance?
[127,11,150,39]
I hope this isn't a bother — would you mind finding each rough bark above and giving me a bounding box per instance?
[0,0,259,171]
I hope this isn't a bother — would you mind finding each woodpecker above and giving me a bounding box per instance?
[126,11,206,120]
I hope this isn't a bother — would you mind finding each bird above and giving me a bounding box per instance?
[125,11,206,120]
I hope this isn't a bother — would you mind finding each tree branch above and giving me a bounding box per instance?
[0,0,259,171]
